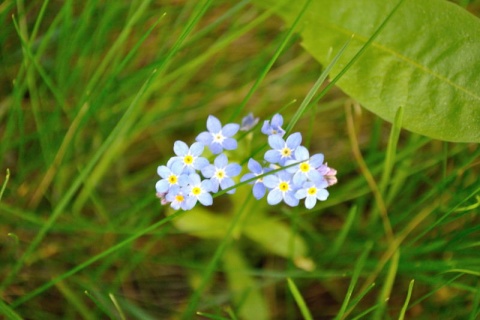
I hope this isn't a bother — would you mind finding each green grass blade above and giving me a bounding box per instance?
[54,281,95,320]
[328,205,357,258]
[84,291,116,319]
[287,278,313,320]
[398,279,414,320]
[196,311,231,320]
[372,246,400,319]
[183,195,253,319]
[109,293,126,320]
[469,280,480,320]
[285,35,352,135]
[1,69,159,293]
[229,0,313,122]
[380,106,404,193]
[0,299,23,320]
[335,242,373,320]
[11,209,185,308]
[0,169,10,203]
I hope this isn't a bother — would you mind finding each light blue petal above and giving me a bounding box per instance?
[310,153,325,168]
[190,142,204,156]
[220,178,235,194]
[268,134,284,150]
[264,150,281,164]
[271,113,283,126]
[267,189,282,205]
[286,132,302,149]
[189,173,201,185]
[316,189,329,201]
[198,192,213,206]
[261,120,271,135]
[184,196,197,210]
[170,161,184,174]
[214,153,228,168]
[165,185,180,200]
[277,170,293,182]
[155,180,169,193]
[178,174,189,186]
[252,183,266,199]
[201,165,216,178]
[209,142,223,154]
[295,189,307,199]
[293,171,307,186]
[305,195,316,209]
[209,179,219,193]
[207,115,222,133]
[201,179,213,192]
[170,201,181,210]
[248,158,262,174]
[196,131,213,145]
[222,138,237,151]
[222,123,240,137]
[307,170,323,184]
[194,157,209,170]
[225,163,241,177]
[285,160,298,173]
[263,175,279,189]
[166,157,180,168]
[294,146,309,161]
[157,165,170,178]
[315,179,329,188]
[241,173,255,183]
[284,192,299,207]
[173,140,188,156]
[183,166,196,174]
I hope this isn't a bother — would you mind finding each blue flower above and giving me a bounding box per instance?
[263,171,299,207]
[286,146,324,185]
[185,173,213,206]
[196,115,239,154]
[240,113,259,131]
[240,158,272,199]
[261,113,285,137]
[165,186,195,211]
[155,161,189,194]
[295,181,329,209]
[169,141,209,173]
[201,154,241,194]
[264,132,302,166]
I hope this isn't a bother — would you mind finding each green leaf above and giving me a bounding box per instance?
[244,217,313,270]
[253,0,480,142]
[223,246,270,320]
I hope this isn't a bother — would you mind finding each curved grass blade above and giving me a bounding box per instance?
[287,278,313,320]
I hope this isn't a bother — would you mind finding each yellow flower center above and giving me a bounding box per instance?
[175,194,184,202]
[281,147,291,157]
[184,155,194,165]
[300,163,310,172]
[215,169,225,180]
[168,174,178,184]
[307,187,317,195]
[192,186,202,196]
[279,182,289,192]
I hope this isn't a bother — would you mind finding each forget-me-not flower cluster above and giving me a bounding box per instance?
[241,113,337,209]
[156,115,241,211]
[156,113,337,211]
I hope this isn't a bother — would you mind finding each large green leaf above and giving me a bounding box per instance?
[253,0,480,142]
